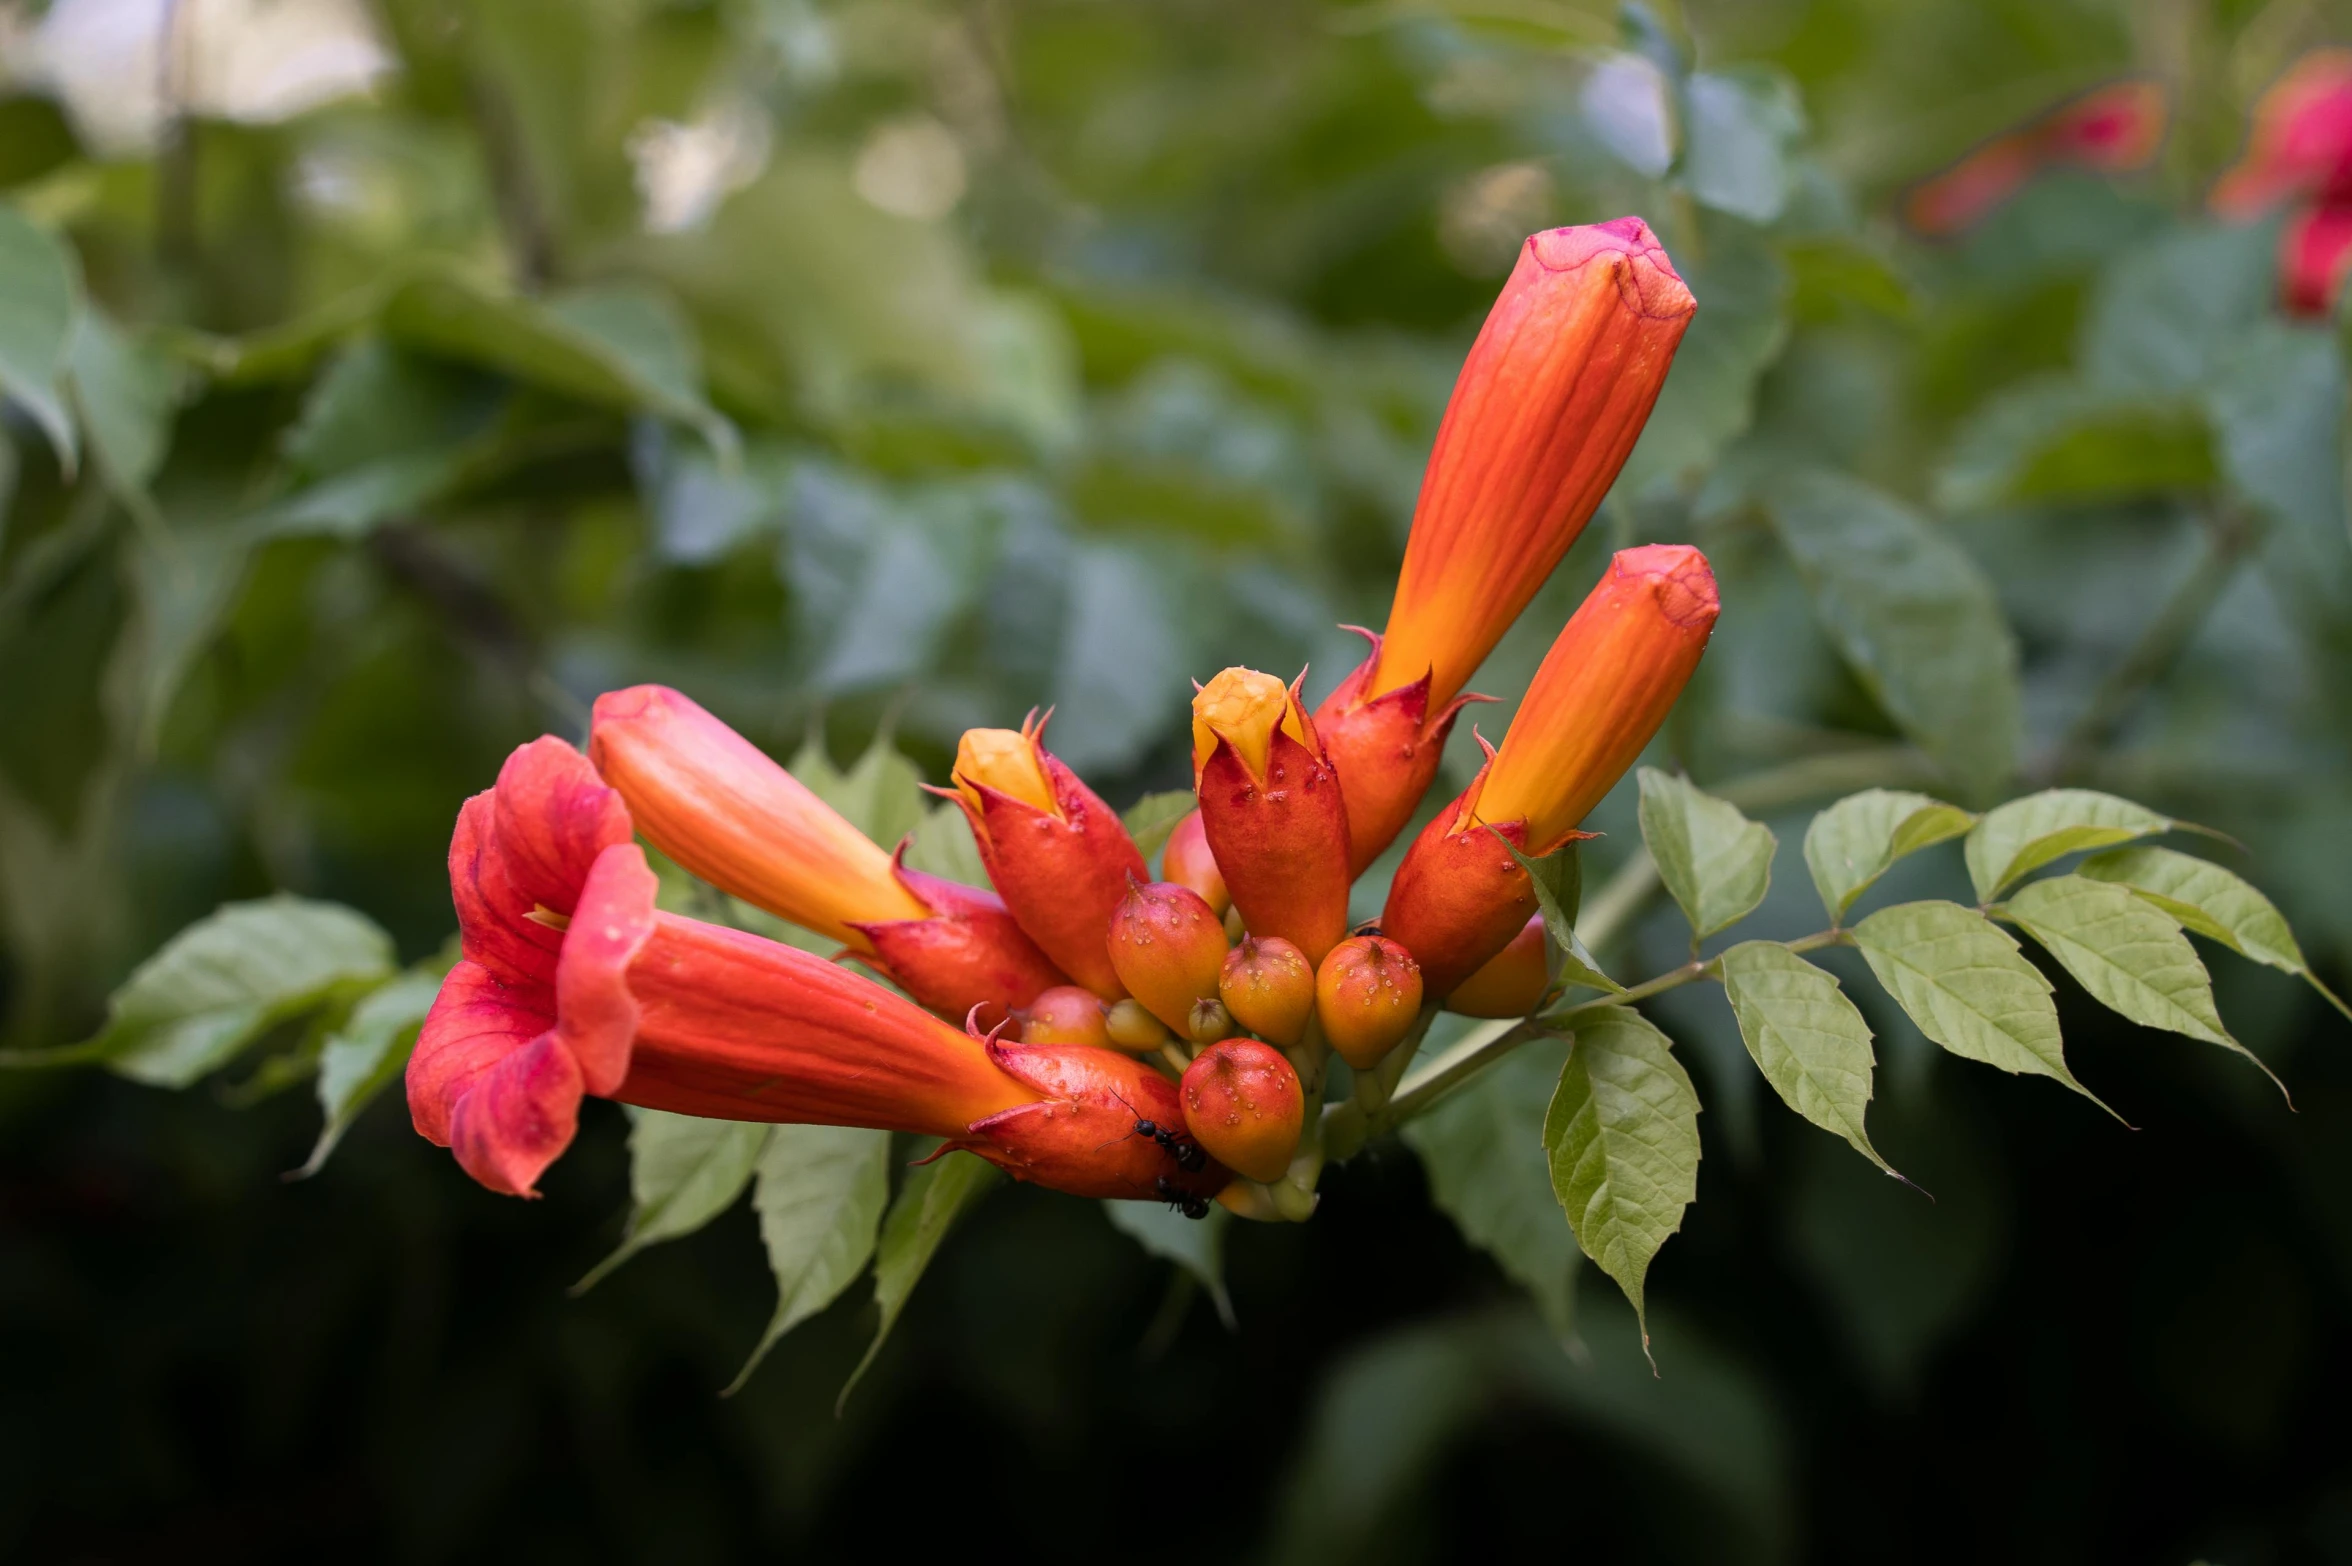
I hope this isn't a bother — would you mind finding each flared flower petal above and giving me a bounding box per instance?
[412,736,1215,1204]
[1314,218,1693,866]
[948,715,1148,1000]
[2282,202,2352,316]
[2212,51,2352,217]
[1193,668,1352,965]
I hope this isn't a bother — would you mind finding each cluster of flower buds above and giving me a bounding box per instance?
[407,217,1720,1213]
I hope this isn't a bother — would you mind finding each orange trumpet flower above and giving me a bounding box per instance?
[1383,545,1718,996]
[1313,218,1696,869]
[409,738,1225,1203]
[587,686,1066,1026]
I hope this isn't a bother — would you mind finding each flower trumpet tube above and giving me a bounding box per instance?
[1192,668,1352,965]
[409,737,1225,1204]
[1161,810,1230,916]
[1443,915,1550,1019]
[1315,220,1694,868]
[1382,545,1717,997]
[587,686,1063,1025]
[946,715,1148,1000]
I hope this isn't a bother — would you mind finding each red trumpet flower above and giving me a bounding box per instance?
[2212,52,2352,317]
[945,715,1149,1001]
[408,738,1225,1204]
[1313,218,1696,869]
[1906,78,2168,238]
[1384,545,1717,997]
[1192,668,1353,965]
[588,686,1063,1027]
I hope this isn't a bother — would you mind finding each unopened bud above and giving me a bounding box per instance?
[1187,996,1235,1045]
[1443,915,1550,1019]
[1020,984,1112,1047]
[1181,1039,1305,1183]
[1315,934,1424,1069]
[1218,935,1315,1047]
[1106,880,1231,1036]
[1162,809,1230,915]
[1104,998,1173,1052]
[1223,905,1247,943]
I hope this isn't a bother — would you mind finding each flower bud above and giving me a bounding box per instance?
[1161,809,1229,916]
[1218,935,1315,1047]
[1180,1040,1304,1183]
[1315,934,1424,1070]
[1313,221,1693,870]
[1104,999,1172,1053]
[950,713,1148,999]
[1106,879,1231,1036]
[1192,668,1351,964]
[1443,915,1550,1019]
[1019,985,1111,1048]
[1385,546,1715,997]
[1187,997,1235,1046]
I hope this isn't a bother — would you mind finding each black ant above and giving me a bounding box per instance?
[1155,1175,1211,1221]
[1101,1091,1208,1173]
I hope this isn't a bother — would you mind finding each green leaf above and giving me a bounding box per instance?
[1963,789,2173,901]
[1681,67,1805,225]
[298,967,439,1176]
[1935,380,2214,514]
[1403,1038,1581,1339]
[577,1113,774,1293]
[1050,542,1187,776]
[1121,790,1198,865]
[2079,846,2348,1020]
[1803,789,1976,923]
[2081,222,2276,396]
[788,732,927,853]
[53,897,395,1088]
[2000,875,2278,1093]
[1105,1199,1236,1329]
[381,267,734,456]
[1762,469,2021,804]
[838,1147,1000,1409]
[1495,834,1624,999]
[0,200,81,469]
[731,1124,893,1395]
[65,306,179,506]
[1543,1008,1701,1354]
[124,518,251,752]
[2209,320,2349,600]
[1850,900,2106,1111]
[1717,942,1894,1176]
[1637,769,1775,940]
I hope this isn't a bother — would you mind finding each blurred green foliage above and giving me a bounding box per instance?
[5,0,2352,1559]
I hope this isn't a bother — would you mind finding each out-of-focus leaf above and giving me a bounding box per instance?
[1682,67,1805,224]
[2001,874,2276,1092]
[2208,319,2350,600]
[298,967,439,1176]
[1717,941,1893,1175]
[1963,788,2173,901]
[2079,222,2276,395]
[282,338,502,477]
[0,200,80,468]
[1403,1037,1581,1339]
[731,1124,892,1394]
[1049,543,1186,775]
[1581,52,1675,177]
[578,1113,773,1292]
[1544,1007,1699,1352]
[788,731,926,853]
[1121,791,1197,865]
[123,519,250,749]
[246,454,464,541]
[65,307,179,506]
[2080,846,2348,1019]
[1935,379,2213,513]
[1850,900,2103,1110]
[902,803,990,889]
[1637,769,1775,940]
[633,424,792,565]
[1616,214,1788,496]
[1105,1199,1235,1329]
[1803,788,1975,923]
[1763,469,2021,804]
[838,1147,999,1409]
[22,897,396,1088]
